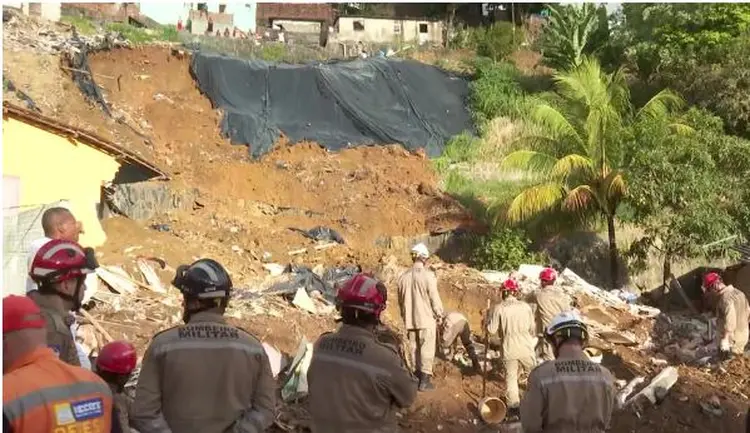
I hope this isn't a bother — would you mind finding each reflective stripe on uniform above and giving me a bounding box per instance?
[539,374,611,387]
[313,352,393,377]
[4,380,111,423]
[153,340,264,356]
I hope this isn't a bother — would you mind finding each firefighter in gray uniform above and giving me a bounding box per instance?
[131,259,276,433]
[308,273,418,433]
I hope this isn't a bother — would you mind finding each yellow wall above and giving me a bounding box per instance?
[2,117,121,247]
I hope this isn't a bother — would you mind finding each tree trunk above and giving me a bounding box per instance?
[607,215,619,290]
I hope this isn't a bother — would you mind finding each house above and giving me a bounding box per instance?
[333,15,445,46]
[188,6,234,36]
[17,2,61,22]
[256,3,335,46]
[2,102,167,296]
[138,2,256,33]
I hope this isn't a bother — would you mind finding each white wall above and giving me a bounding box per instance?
[335,17,443,45]
[21,2,61,22]
[139,1,256,32]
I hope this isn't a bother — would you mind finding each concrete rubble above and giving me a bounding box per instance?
[3,8,131,55]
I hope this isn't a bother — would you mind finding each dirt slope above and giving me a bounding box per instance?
[4,25,748,432]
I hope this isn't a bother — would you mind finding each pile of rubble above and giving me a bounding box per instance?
[3,7,131,55]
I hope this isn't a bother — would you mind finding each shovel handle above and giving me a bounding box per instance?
[482,298,490,398]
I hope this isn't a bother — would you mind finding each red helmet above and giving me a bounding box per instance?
[702,272,722,291]
[336,273,387,318]
[29,239,97,285]
[97,340,137,375]
[540,267,557,283]
[501,279,519,293]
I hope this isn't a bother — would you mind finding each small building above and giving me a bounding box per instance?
[188,7,234,36]
[256,3,335,46]
[334,15,444,46]
[18,2,61,22]
[2,102,167,296]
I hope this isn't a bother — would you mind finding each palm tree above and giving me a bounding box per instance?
[500,57,686,289]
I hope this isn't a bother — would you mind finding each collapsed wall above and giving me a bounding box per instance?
[190,54,475,158]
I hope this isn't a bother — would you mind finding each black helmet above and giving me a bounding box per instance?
[173,258,232,299]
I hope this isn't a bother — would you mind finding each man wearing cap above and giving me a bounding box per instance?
[487,279,537,420]
[397,243,444,391]
[2,295,120,433]
[702,272,750,358]
[531,267,572,362]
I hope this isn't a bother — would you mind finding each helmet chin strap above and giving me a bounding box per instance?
[40,277,85,311]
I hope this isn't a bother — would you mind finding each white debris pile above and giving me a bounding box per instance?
[3,7,131,55]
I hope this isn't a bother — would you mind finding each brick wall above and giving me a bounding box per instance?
[256,3,335,27]
[62,2,139,22]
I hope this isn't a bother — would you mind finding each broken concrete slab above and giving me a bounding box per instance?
[625,366,679,406]
[580,304,619,327]
[595,330,639,346]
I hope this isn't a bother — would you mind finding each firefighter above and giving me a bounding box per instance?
[439,310,481,372]
[486,279,537,419]
[130,259,276,433]
[95,341,138,432]
[531,267,573,361]
[397,243,444,391]
[28,238,98,367]
[308,273,418,432]
[2,295,119,433]
[520,311,616,433]
[703,272,750,358]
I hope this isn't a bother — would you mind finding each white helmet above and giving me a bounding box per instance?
[545,310,588,340]
[411,243,430,259]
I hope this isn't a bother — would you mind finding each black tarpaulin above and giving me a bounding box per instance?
[190,53,474,159]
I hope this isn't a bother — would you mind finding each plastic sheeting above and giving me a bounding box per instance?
[190,53,474,159]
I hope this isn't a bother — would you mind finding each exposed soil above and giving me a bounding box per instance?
[4,34,748,433]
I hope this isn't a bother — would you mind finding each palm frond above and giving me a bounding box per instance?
[500,150,558,176]
[531,104,583,145]
[599,170,627,215]
[636,89,685,122]
[505,182,566,223]
[550,154,595,181]
[668,122,695,136]
[564,184,597,213]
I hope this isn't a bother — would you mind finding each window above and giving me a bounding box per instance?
[218,4,226,13]
[419,23,428,33]
[393,23,400,34]
[353,20,364,31]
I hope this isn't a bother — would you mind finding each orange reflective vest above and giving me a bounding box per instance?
[3,347,114,433]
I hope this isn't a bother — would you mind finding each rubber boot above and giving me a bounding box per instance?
[418,373,436,392]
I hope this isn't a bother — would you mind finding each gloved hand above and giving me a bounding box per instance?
[719,338,731,353]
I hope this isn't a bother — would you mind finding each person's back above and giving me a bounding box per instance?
[534,287,571,330]
[4,348,114,432]
[3,295,115,433]
[521,355,615,432]
[716,285,750,354]
[132,312,275,433]
[491,298,536,360]
[521,310,615,433]
[308,325,417,433]
[397,262,441,330]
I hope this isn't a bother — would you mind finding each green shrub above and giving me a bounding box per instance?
[259,43,289,62]
[475,22,524,62]
[470,228,542,271]
[433,132,483,173]
[61,15,97,35]
[469,60,530,127]
[105,23,181,44]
